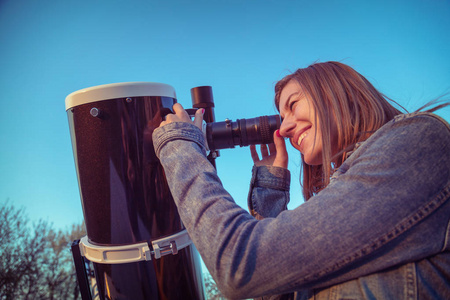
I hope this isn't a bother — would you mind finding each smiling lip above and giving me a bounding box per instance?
[294,126,312,150]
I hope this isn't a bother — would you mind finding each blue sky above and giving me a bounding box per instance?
[0,0,449,231]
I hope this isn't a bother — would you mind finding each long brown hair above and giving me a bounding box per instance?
[275,61,403,200]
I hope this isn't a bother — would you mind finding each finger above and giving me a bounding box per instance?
[158,120,167,128]
[172,103,190,121]
[250,145,260,162]
[268,143,276,155]
[172,102,184,112]
[260,144,269,157]
[273,130,288,169]
[193,108,204,130]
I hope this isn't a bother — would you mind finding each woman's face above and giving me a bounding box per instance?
[278,80,330,165]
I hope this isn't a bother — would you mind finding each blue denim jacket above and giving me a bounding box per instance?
[153,112,450,299]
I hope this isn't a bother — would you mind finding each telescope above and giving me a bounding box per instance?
[66,82,280,299]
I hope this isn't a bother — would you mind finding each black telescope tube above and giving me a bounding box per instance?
[191,86,215,124]
[206,115,281,150]
[191,86,217,167]
[190,86,281,150]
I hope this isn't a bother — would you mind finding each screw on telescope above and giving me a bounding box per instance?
[90,107,102,118]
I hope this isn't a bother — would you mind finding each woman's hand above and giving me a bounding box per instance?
[159,103,204,130]
[250,130,288,169]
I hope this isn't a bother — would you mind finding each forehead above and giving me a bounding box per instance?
[280,80,303,98]
[279,80,305,112]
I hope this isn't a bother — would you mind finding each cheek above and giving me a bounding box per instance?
[304,132,324,165]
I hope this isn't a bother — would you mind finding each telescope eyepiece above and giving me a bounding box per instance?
[190,86,281,151]
[206,115,281,150]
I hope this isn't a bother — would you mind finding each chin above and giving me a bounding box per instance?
[303,154,323,166]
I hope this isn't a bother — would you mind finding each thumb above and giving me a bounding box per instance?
[273,130,288,169]
[193,108,204,130]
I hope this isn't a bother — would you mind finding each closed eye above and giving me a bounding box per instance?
[289,100,297,111]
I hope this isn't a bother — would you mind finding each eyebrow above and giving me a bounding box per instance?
[282,91,304,115]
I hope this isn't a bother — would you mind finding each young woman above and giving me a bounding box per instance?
[152,62,450,299]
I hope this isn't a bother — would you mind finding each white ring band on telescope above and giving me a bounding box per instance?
[65,82,177,111]
[79,229,192,264]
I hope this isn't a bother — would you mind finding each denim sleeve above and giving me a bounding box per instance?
[153,114,450,299]
[247,165,291,220]
[247,166,294,300]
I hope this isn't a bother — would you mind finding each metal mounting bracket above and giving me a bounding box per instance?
[79,229,192,264]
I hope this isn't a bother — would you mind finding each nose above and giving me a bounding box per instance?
[279,116,295,138]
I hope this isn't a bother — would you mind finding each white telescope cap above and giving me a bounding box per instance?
[65,82,177,111]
